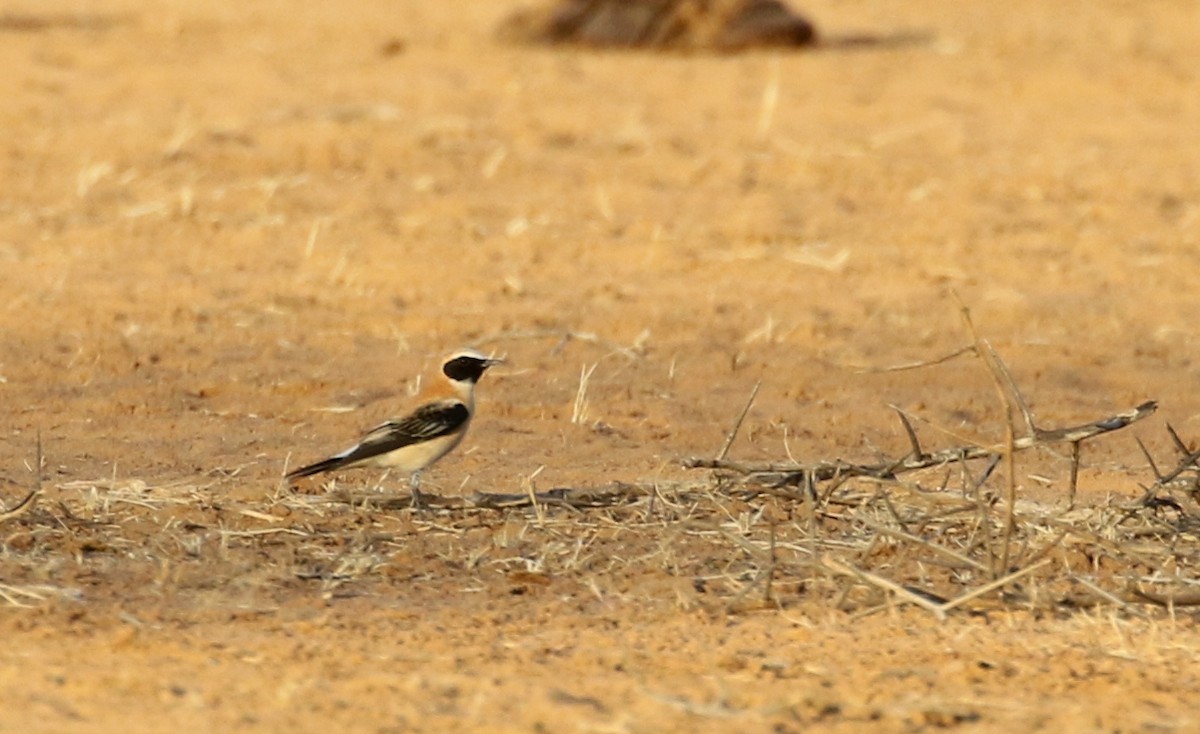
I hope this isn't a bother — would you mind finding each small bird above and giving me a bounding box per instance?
[285,348,503,505]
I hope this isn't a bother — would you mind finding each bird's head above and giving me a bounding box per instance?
[441,348,505,385]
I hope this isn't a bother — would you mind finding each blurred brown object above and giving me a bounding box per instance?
[498,0,817,51]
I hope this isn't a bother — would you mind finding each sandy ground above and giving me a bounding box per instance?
[3,0,1200,731]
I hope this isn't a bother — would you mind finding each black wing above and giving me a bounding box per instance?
[286,399,469,479]
[355,400,470,455]
[330,400,469,466]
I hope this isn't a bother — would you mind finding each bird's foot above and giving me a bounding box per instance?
[409,486,427,512]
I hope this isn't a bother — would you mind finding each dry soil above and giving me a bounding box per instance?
[2,1,1200,732]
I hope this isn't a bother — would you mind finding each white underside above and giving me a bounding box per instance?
[344,430,467,474]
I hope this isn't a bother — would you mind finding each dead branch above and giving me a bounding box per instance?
[0,489,41,523]
[956,304,1020,577]
[851,345,974,374]
[327,482,652,511]
[716,381,761,461]
[684,401,1157,485]
[1127,586,1200,608]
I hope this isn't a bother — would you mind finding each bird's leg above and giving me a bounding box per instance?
[409,471,424,511]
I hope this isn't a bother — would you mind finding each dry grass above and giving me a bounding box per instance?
[1,442,1193,619]
[2,318,1196,621]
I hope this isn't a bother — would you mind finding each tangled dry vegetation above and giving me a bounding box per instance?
[3,312,1199,621]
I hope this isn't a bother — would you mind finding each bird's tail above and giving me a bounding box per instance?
[285,456,347,481]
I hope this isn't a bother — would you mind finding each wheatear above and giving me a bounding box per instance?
[285,348,503,504]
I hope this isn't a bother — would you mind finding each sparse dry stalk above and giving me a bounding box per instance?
[716,381,761,461]
[571,363,598,425]
[957,302,1018,577]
